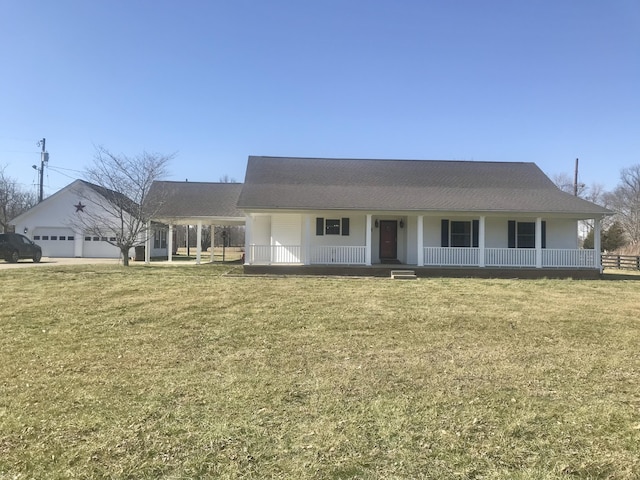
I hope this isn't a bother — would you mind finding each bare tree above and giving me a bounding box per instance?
[219,174,238,183]
[71,146,172,266]
[0,165,37,233]
[552,172,584,196]
[603,164,640,246]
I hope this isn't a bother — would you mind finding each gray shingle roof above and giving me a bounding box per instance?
[237,156,611,216]
[146,181,244,219]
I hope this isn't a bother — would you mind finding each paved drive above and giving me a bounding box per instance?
[0,257,125,269]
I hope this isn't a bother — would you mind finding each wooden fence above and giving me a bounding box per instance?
[601,254,640,270]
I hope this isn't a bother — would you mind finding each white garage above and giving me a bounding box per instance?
[9,179,133,260]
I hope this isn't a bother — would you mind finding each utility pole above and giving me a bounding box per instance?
[573,158,579,197]
[34,138,49,203]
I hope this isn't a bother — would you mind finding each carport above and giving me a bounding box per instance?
[143,181,245,264]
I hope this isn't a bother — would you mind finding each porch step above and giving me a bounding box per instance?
[390,270,417,280]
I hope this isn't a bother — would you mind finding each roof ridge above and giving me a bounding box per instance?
[249,155,535,165]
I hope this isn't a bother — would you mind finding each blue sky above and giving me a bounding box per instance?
[1,0,639,197]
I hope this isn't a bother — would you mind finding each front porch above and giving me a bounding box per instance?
[244,212,604,274]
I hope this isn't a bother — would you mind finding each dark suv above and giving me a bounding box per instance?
[0,233,42,263]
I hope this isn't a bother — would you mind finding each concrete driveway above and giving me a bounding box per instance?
[0,257,124,269]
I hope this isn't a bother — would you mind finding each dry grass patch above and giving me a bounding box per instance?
[1,266,639,479]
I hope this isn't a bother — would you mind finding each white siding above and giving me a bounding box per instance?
[271,214,302,263]
[423,217,441,247]
[253,216,271,245]
[485,218,507,248]
[545,219,578,248]
[271,214,301,246]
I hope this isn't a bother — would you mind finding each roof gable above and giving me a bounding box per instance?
[10,179,138,224]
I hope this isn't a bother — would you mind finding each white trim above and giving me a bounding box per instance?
[417,215,424,266]
[365,214,372,266]
[594,218,602,271]
[535,217,542,268]
[478,216,486,267]
[196,221,202,265]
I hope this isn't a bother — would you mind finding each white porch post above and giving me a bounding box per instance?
[478,216,486,267]
[210,224,216,263]
[168,224,173,263]
[535,217,542,268]
[594,217,602,271]
[365,214,372,266]
[244,214,252,265]
[303,215,311,265]
[417,215,424,266]
[145,221,151,264]
[196,221,202,265]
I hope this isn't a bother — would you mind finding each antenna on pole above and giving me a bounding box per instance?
[573,158,579,196]
[34,138,49,203]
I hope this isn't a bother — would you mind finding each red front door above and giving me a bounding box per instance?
[379,220,397,260]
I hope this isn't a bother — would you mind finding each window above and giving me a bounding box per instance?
[93,237,100,241]
[315,218,350,236]
[101,237,107,242]
[51,236,57,241]
[68,236,74,241]
[34,235,40,240]
[109,237,116,242]
[154,230,167,249]
[85,236,91,241]
[451,221,471,247]
[59,236,66,241]
[508,221,546,248]
[325,219,340,235]
[441,219,479,247]
[42,235,49,240]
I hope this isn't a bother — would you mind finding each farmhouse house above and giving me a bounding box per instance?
[237,156,611,277]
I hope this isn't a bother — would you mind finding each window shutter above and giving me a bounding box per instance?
[441,219,449,247]
[316,217,324,236]
[472,219,479,248]
[508,221,516,248]
[341,218,350,236]
[541,221,546,249]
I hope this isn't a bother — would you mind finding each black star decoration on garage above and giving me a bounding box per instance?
[74,202,86,212]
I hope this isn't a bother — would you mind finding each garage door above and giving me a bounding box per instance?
[32,228,75,257]
[83,235,121,258]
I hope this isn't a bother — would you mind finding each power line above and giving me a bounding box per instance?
[48,164,84,174]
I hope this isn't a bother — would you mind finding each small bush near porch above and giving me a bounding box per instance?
[1,266,639,479]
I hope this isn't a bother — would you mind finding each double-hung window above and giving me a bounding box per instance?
[154,229,167,249]
[508,221,546,248]
[441,220,479,247]
[316,218,350,236]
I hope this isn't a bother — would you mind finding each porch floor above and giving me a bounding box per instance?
[243,264,602,279]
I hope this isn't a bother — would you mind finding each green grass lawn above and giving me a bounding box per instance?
[1,265,639,479]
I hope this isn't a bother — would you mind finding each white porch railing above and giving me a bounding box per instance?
[248,245,302,264]
[310,246,366,265]
[542,248,596,268]
[424,247,479,266]
[248,244,597,268]
[485,248,537,267]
